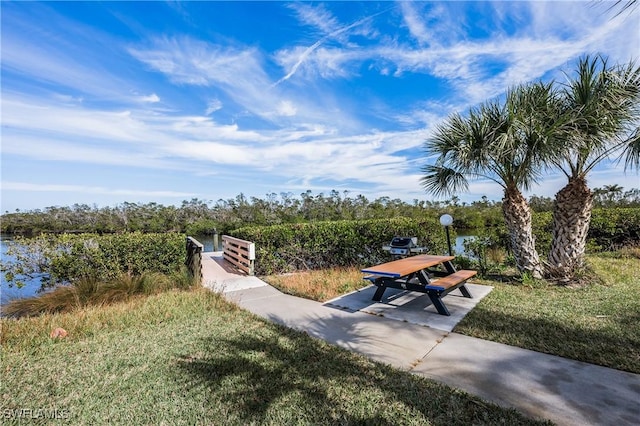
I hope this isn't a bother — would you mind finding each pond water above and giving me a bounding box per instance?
[454,233,477,256]
[0,234,47,306]
[195,235,222,252]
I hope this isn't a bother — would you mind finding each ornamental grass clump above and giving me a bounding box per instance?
[3,268,196,318]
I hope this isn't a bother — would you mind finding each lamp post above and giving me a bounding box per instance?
[439,214,454,256]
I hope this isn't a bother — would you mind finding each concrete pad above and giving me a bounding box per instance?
[224,286,448,369]
[203,275,267,293]
[223,284,284,304]
[201,251,267,293]
[415,333,640,426]
[324,283,493,332]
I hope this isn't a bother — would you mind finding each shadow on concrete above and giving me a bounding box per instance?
[323,283,493,332]
[205,252,245,275]
[200,258,640,425]
[414,327,640,426]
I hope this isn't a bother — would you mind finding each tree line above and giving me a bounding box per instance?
[0,191,498,235]
[1,186,638,237]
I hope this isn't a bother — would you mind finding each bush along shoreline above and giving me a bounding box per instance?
[1,232,195,317]
[3,206,639,316]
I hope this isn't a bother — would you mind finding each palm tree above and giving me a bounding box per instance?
[601,184,624,206]
[547,55,640,282]
[422,83,563,279]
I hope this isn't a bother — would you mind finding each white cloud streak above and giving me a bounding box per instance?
[2,182,195,198]
[273,5,388,86]
[276,2,638,106]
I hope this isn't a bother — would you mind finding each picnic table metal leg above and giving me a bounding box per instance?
[372,285,386,302]
[426,291,450,316]
[459,284,472,298]
[443,261,456,274]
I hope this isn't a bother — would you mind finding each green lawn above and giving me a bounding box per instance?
[265,254,640,374]
[1,289,548,425]
[456,255,640,373]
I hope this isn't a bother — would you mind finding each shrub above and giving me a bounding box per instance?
[462,232,506,275]
[231,218,448,275]
[587,207,640,250]
[532,211,553,255]
[2,232,186,289]
[530,207,640,255]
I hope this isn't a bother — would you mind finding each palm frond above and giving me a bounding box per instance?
[420,164,468,198]
[623,128,640,171]
[557,54,640,177]
[606,0,639,18]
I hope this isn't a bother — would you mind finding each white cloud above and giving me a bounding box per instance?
[128,36,339,126]
[1,5,146,103]
[399,2,431,45]
[138,93,160,103]
[2,89,433,196]
[276,2,637,109]
[274,4,387,85]
[1,181,195,198]
[288,3,341,36]
[129,36,265,87]
[2,1,637,212]
[205,99,223,115]
[276,100,297,117]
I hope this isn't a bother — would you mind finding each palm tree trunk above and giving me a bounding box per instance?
[547,176,593,283]
[502,187,543,279]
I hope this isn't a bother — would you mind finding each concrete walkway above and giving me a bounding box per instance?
[201,252,640,426]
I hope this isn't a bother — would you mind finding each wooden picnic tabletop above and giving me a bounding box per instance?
[361,254,455,278]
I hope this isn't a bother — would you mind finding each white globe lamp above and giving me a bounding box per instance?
[439,214,453,227]
[439,214,454,255]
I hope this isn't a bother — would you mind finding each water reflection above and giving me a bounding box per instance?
[1,234,46,305]
[455,234,477,256]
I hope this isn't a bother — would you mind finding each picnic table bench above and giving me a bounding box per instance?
[361,254,477,316]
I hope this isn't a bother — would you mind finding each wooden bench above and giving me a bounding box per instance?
[423,270,476,315]
[425,270,477,292]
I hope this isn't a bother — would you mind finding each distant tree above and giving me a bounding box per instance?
[622,188,640,206]
[593,184,624,207]
[528,195,555,212]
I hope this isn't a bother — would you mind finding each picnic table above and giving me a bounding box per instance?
[361,254,477,316]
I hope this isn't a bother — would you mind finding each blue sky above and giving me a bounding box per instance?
[1,1,638,212]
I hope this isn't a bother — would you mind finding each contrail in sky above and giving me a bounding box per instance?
[272,8,392,87]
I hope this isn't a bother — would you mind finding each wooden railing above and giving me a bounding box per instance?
[185,236,204,284]
[222,235,255,276]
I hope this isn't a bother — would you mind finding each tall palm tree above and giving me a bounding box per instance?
[422,83,563,279]
[547,55,640,282]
